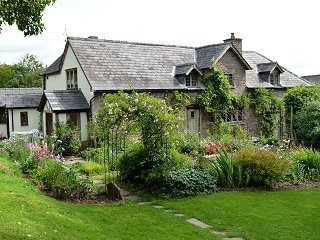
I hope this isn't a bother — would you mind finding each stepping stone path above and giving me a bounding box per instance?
[187,218,210,229]
[148,204,244,240]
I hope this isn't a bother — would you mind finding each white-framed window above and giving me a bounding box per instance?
[270,74,280,85]
[225,73,234,86]
[186,75,198,87]
[66,68,78,89]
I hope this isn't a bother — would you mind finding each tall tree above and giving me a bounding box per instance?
[0,0,56,36]
[0,54,45,88]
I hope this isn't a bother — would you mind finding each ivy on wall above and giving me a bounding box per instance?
[249,88,282,137]
[196,65,239,112]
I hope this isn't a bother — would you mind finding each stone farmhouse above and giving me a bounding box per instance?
[0,33,311,140]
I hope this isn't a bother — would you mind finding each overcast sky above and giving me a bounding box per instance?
[0,0,318,76]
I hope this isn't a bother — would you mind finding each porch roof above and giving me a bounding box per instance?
[38,89,90,112]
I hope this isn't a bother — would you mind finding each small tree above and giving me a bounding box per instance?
[294,100,320,149]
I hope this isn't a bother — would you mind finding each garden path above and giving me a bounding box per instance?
[142,202,244,240]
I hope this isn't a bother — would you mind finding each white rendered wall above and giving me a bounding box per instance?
[0,124,7,138]
[46,46,94,103]
[8,108,40,134]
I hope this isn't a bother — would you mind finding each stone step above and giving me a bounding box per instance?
[187,218,210,229]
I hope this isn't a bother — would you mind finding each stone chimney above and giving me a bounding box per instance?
[223,33,242,54]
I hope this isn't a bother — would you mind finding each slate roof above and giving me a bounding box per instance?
[40,90,89,112]
[302,74,320,83]
[174,63,203,76]
[42,55,63,75]
[243,51,312,88]
[67,37,195,91]
[195,43,251,70]
[0,88,42,108]
[195,43,231,69]
[257,62,284,73]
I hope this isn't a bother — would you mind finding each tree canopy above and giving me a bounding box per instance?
[0,0,56,36]
[0,54,45,88]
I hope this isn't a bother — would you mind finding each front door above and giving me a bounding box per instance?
[46,113,53,136]
[187,108,200,134]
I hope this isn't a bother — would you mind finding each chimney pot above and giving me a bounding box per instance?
[231,33,235,39]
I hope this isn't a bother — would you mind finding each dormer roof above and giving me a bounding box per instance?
[174,63,203,76]
[257,62,284,74]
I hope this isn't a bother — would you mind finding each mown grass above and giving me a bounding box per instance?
[157,189,320,239]
[2,155,320,240]
[0,157,216,240]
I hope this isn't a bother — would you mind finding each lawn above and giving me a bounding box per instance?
[1,156,320,240]
[157,189,320,239]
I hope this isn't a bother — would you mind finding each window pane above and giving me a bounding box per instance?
[20,112,28,126]
[186,76,190,86]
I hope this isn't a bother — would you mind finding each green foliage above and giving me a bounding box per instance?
[0,54,45,88]
[118,143,192,184]
[283,84,320,117]
[249,88,282,137]
[80,161,107,175]
[233,147,290,186]
[290,148,320,180]
[52,121,81,156]
[163,167,217,197]
[34,157,96,199]
[0,0,56,36]
[118,143,148,182]
[211,149,236,188]
[210,120,246,140]
[294,100,320,149]
[170,91,191,110]
[81,147,103,163]
[95,91,179,184]
[179,130,200,154]
[197,65,239,112]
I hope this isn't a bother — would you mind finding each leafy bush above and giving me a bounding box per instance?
[119,143,193,184]
[164,167,217,197]
[294,100,320,149]
[51,121,81,156]
[118,143,148,182]
[34,158,96,199]
[81,147,103,163]
[233,147,290,186]
[179,130,200,154]
[290,148,320,180]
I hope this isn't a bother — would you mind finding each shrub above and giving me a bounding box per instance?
[164,167,217,197]
[233,147,290,186]
[80,161,107,175]
[52,121,81,156]
[294,100,320,149]
[290,148,320,180]
[34,157,96,199]
[179,130,200,154]
[119,143,193,184]
[118,143,148,182]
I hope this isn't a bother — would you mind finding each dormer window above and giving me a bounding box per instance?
[270,73,280,85]
[186,75,198,87]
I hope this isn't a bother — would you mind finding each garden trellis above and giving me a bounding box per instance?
[92,90,178,191]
